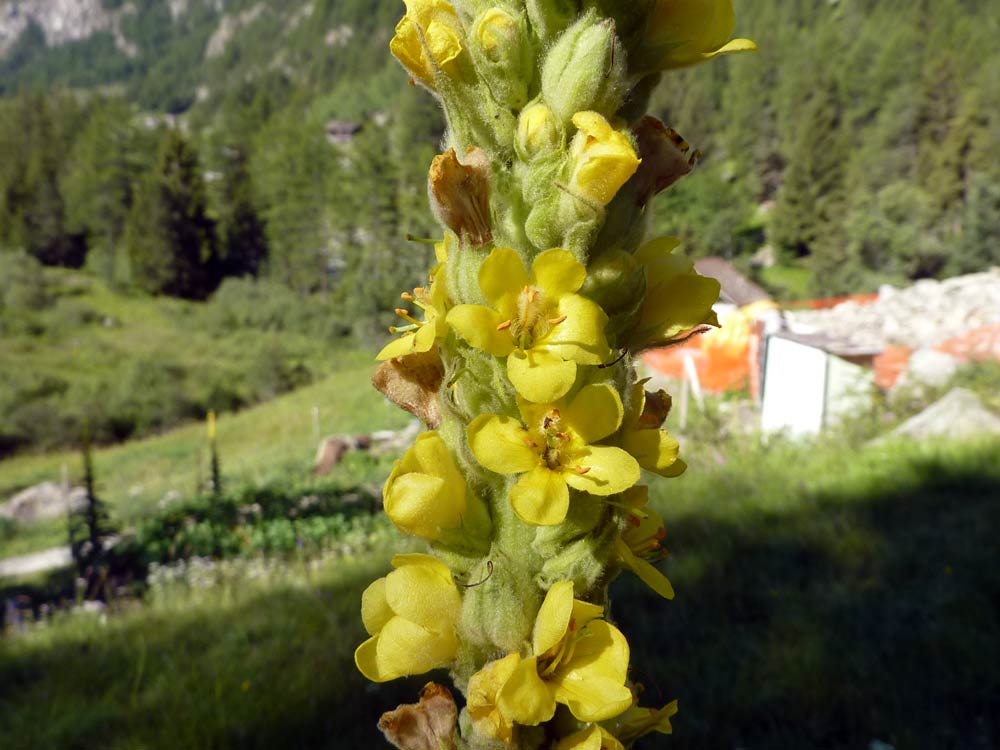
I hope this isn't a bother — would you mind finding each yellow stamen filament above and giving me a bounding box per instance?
[394,309,422,326]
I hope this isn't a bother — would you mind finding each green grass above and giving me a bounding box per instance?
[630,436,1000,750]
[1,436,997,749]
[758,262,813,301]
[0,265,365,455]
[0,356,410,558]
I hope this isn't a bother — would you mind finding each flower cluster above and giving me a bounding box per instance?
[360,2,753,748]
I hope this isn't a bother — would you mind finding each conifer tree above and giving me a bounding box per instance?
[125,128,220,299]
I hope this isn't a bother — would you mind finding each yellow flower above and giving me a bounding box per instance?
[568,112,641,207]
[629,236,720,352]
[390,0,465,89]
[621,382,686,477]
[377,259,449,361]
[447,247,611,403]
[466,652,521,744]
[495,581,634,724]
[646,0,756,70]
[354,553,460,682]
[614,486,675,600]
[467,384,640,526]
[383,431,486,542]
[555,724,624,750]
[613,699,678,745]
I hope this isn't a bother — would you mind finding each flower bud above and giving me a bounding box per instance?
[469,7,532,109]
[515,102,562,161]
[627,236,721,352]
[355,553,461,682]
[540,11,627,126]
[638,0,756,71]
[579,248,646,345]
[390,0,467,90]
[383,432,490,546]
[568,111,641,207]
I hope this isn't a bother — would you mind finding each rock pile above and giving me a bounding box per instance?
[785,269,1000,351]
[888,388,1000,441]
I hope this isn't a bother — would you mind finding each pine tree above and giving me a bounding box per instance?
[770,81,850,287]
[68,431,116,599]
[125,128,220,299]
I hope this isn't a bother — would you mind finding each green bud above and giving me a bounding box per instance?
[580,248,647,347]
[515,101,563,161]
[526,0,580,45]
[540,10,627,125]
[469,7,534,109]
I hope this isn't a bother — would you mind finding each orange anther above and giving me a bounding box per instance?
[547,315,567,326]
[496,319,513,331]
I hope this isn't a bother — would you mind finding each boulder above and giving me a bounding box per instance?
[1,482,86,523]
[889,387,1000,441]
[894,348,960,391]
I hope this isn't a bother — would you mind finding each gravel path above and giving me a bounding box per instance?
[0,546,72,579]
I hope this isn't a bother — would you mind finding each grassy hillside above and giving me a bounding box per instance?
[0,260,371,455]
[1,436,996,749]
[0,352,410,558]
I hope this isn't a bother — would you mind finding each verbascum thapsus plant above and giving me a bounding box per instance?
[362,2,754,748]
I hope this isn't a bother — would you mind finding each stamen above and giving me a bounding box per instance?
[388,324,418,334]
[394,309,421,326]
[574,466,591,475]
[400,291,415,301]
[496,319,513,331]
[547,315,567,326]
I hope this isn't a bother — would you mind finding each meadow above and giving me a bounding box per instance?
[2,381,997,749]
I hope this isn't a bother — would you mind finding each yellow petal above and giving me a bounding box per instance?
[467,414,539,474]
[391,552,453,580]
[638,273,721,341]
[552,621,632,721]
[384,472,460,538]
[563,384,624,444]
[497,656,557,726]
[615,538,675,600]
[570,598,605,632]
[556,725,624,750]
[622,429,681,476]
[544,293,610,364]
[479,246,527,312]
[377,615,458,678]
[533,580,574,656]
[360,577,392,636]
[354,636,386,682]
[385,557,460,630]
[563,446,639,497]
[467,653,522,743]
[508,348,577,403]
[530,248,587,298]
[569,112,641,206]
[510,466,570,526]
[377,331,417,361]
[447,304,515,357]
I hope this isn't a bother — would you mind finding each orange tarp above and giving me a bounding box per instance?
[873,325,1000,388]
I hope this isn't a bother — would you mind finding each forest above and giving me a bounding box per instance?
[1,0,999,453]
